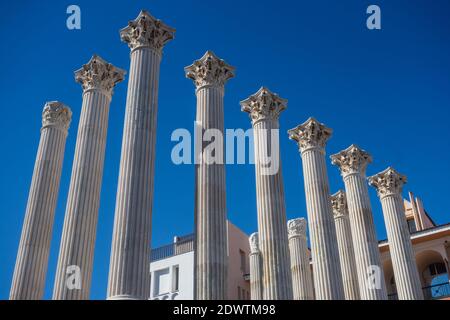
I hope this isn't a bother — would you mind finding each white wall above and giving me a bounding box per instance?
[149,251,194,300]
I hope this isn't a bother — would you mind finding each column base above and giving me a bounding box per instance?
[107,294,141,300]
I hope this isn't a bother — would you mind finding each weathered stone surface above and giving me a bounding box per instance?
[331,144,387,300]
[331,190,360,300]
[242,87,293,300]
[248,233,263,300]
[369,167,423,300]
[186,51,234,300]
[288,118,344,300]
[107,10,174,300]
[10,102,71,300]
[53,55,124,300]
[287,218,314,300]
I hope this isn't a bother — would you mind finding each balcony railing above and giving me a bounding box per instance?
[388,282,450,300]
[150,233,194,262]
[422,282,450,300]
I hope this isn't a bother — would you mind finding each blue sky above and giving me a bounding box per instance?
[1,0,449,300]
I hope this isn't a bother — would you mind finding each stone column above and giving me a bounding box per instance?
[10,102,71,300]
[331,190,360,300]
[241,87,293,300]
[185,51,234,300]
[331,144,387,300]
[288,118,344,300]
[107,10,175,301]
[53,55,125,300]
[287,218,315,300]
[369,167,423,300]
[248,233,263,300]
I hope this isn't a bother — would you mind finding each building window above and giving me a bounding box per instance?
[407,219,417,233]
[154,268,170,296]
[239,249,246,272]
[172,265,179,292]
[429,263,446,276]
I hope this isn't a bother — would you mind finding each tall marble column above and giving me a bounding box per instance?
[369,167,423,300]
[331,190,360,300]
[53,55,125,300]
[287,218,315,300]
[107,10,175,300]
[331,144,387,300]
[241,87,293,300]
[248,233,263,300]
[10,102,72,300]
[288,117,344,300]
[185,51,234,300]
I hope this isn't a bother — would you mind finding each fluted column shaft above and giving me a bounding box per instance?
[331,190,360,300]
[186,51,233,300]
[53,56,124,300]
[249,233,263,300]
[249,253,263,300]
[288,237,315,300]
[300,148,344,299]
[287,219,314,300]
[332,145,387,300]
[107,48,161,300]
[343,173,387,299]
[369,167,423,300]
[254,120,292,300]
[194,85,228,300]
[241,87,292,300]
[10,103,71,300]
[334,215,360,299]
[380,194,423,299]
[53,90,110,300]
[289,118,344,300]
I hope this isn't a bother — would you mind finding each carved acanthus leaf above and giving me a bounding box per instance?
[287,218,307,239]
[185,51,235,89]
[120,10,175,52]
[288,117,332,152]
[331,144,372,177]
[42,101,72,131]
[249,232,260,253]
[241,87,287,124]
[368,167,407,198]
[331,190,348,218]
[75,55,125,94]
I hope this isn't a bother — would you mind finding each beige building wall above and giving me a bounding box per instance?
[227,221,251,300]
[380,195,450,300]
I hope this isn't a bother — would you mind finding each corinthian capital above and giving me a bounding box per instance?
[331,190,348,219]
[240,87,287,124]
[120,10,175,52]
[368,167,407,198]
[184,51,235,89]
[288,117,332,153]
[75,55,125,94]
[249,232,260,254]
[42,101,72,131]
[287,218,307,239]
[331,144,372,177]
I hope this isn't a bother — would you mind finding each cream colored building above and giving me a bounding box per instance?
[380,192,450,300]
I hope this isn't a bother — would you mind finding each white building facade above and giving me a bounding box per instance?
[149,221,251,300]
